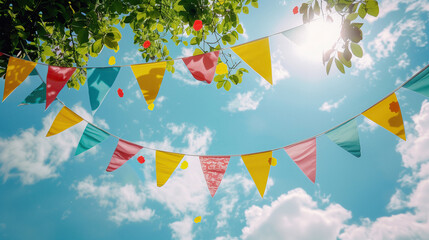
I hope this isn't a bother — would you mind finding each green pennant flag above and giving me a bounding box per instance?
[325,119,361,157]
[403,66,429,98]
[75,124,110,155]
[20,82,46,105]
[281,24,309,45]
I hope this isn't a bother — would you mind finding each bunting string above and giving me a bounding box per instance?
[3,27,429,197]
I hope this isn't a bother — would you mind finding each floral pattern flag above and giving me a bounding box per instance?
[199,156,230,197]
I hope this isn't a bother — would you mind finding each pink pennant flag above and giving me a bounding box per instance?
[284,138,317,183]
[106,139,143,172]
[182,51,219,84]
[46,66,76,109]
[199,156,230,197]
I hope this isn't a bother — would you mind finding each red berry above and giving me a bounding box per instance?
[137,156,145,164]
[293,6,299,15]
[193,20,203,31]
[143,40,151,49]
[117,88,124,98]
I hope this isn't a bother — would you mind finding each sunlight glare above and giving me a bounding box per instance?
[298,20,341,61]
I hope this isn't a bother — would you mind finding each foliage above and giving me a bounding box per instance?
[298,0,379,74]
[0,0,257,91]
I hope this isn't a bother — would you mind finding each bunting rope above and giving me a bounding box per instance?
[2,35,428,198]
[0,21,316,69]
[21,43,429,156]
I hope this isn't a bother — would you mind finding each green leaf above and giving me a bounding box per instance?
[326,57,334,74]
[239,68,249,73]
[43,45,55,57]
[229,75,239,85]
[15,25,25,31]
[217,22,224,33]
[251,1,258,8]
[183,41,188,46]
[314,0,320,15]
[350,42,363,58]
[366,0,379,17]
[358,4,367,18]
[157,23,164,32]
[193,48,204,56]
[91,39,103,54]
[214,74,224,82]
[243,6,249,14]
[77,28,89,43]
[217,81,224,89]
[224,80,231,91]
[335,58,345,73]
[190,37,198,45]
[347,13,358,21]
[236,24,244,34]
[338,52,352,68]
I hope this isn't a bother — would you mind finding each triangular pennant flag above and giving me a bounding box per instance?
[130,62,167,107]
[241,151,272,198]
[46,65,76,109]
[231,38,272,84]
[403,66,429,98]
[199,156,230,197]
[362,93,406,140]
[182,51,220,84]
[284,138,317,183]
[87,67,120,112]
[156,151,185,187]
[46,106,83,137]
[325,119,361,157]
[20,82,46,105]
[281,24,309,45]
[106,139,143,172]
[3,57,37,102]
[75,124,110,155]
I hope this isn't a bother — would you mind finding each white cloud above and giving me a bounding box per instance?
[241,188,352,240]
[122,50,141,64]
[405,0,429,12]
[352,53,374,75]
[340,100,429,239]
[0,104,105,185]
[368,18,427,59]
[169,216,194,240]
[396,53,411,69]
[223,91,263,112]
[167,123,186,135]
[259,49,290,90]
[358,118,379,132]
[319,96,346,112]
[73,176,154,225]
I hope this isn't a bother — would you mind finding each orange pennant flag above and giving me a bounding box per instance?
[3,57,37,102]
[241,151,272,198]
[231,38,272,85]
[130,62,167,109]
[362,93,406,140]
[46,106,83,137]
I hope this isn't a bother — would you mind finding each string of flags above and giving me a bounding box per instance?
[1,21,317,111]
[2,22,429,198]
[5,58,429,198]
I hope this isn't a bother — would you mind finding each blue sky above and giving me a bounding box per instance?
[1,0,429,239]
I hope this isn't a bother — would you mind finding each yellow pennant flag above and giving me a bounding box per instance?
[241,151,272,198]
[362,93,406,140]
[156,151,185,187]
[3,57,37,102]
[231,38,272,85]
[130,62,167,107]
[46,106,83,137]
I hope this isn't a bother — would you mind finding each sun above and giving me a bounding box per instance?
[293,20,342,61]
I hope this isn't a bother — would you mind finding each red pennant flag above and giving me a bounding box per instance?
[106,139,143,172]
[199,156,230,197]
[182,51,219,84]
[284,138,317,183]
[46,66,76,109]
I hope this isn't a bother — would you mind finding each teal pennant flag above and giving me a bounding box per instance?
[20,82,46,105]
[403,65,429,98]
[75,124,110,155]
[281,24,309,45]
[87,67,120,112]
[325,119,361,157]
